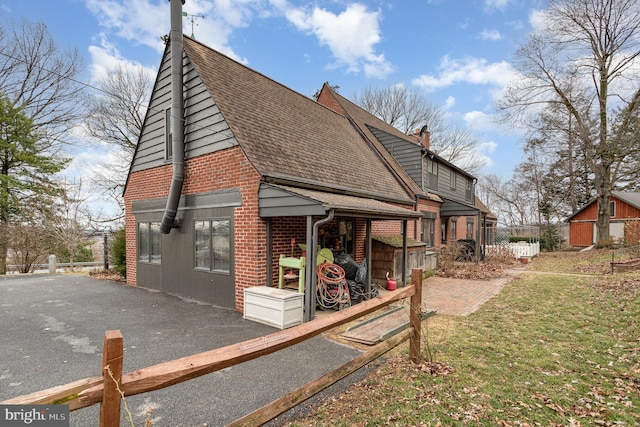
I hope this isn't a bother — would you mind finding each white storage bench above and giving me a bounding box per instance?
[243,286,304,329]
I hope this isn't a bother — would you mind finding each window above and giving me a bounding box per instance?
[425,158,438,190]
[338,219,355,254]
[466,221,474,239]
[138,222,161,263]
[164,108,172,160]
[466,179,474,202]
[450,170,457,191]
[610,201,616,218]
[422,218,435,247]
[441,222,447,243]
[451,218,457,240]
[194,219,231,273]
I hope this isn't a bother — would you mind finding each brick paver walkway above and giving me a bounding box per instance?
[422,275,515,316]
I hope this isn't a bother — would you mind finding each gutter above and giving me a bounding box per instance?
[160,0,186,234]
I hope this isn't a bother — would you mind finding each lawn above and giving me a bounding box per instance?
[288,251,640,426]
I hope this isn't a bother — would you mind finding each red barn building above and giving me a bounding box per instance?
[567,191,640,246]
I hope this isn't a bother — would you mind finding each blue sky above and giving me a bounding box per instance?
[1,0,547,210]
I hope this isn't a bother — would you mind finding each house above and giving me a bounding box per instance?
[124,5,433,321]
[566,191,640,246]
[316,85,495,258]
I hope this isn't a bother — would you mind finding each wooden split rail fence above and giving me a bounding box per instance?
[2,269,426,427]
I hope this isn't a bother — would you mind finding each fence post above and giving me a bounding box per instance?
[409,268,423,364]
[48,255,56,274]
[100,330,123,427]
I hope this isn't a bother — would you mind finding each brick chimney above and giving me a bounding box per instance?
[418,125,430,150]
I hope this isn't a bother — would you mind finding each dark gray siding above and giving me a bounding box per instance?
[426,158,474,204]
[131,43,238,173]
[131,45,172,173]
[182,55,237,158]
[258,185,326,217]
[366,125,476,205]
[368,126,422,187]
[133,190,241,308]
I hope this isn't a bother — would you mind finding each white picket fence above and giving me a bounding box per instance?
[485,241,540,259]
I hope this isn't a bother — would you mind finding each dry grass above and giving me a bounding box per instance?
[286,251,640,427]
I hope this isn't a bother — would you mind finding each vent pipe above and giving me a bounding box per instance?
[160,0,186,234]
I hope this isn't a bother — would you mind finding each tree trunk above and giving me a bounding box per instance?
[594,164,612,246]
[0,220,7,275]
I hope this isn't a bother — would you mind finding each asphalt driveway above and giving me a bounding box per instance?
[0,274,365,426]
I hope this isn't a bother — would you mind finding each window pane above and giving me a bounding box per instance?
[150,223,162,263]
[428,220,434,246]
[422,219,434,246]
[194,220,211,269]
[165,108,172,159]
[212,219,230,272]
[138,223,149,262]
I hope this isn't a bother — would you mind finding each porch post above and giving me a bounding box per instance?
[476,213,481,263]
[365,219,372,298]
[266,218,273,287]
[304,215,314,321]
[402,220,408,286]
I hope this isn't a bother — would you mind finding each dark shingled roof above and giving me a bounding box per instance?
[182,37,415,205]
[316,84,431,199]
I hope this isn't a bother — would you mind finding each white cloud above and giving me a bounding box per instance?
[84,0,252,63]
[444,96,456,110]
[477,140,498,168]
[85,0,395,76]
[280,2,395,78]
[87,33,156,84]
[59,145,125,219]
[464,110,495,132]
[484,0,511,10]
[480,29,502,41]
[528,9,547,32]
[412,56,516,96]
[85,0,167,52]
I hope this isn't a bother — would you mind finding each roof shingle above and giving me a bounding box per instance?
[182,37,415,205]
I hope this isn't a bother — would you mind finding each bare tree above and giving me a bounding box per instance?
[477,173,539,227]
[46,180,91,272]
[85,63,152,214]
[8,222,50,274]
[353,84,486,174]
[353,85,439,134]
[0,18,86,145]
[433,124,485,176]
[498,0,640,245]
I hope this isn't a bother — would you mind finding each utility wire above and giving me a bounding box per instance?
[0,48,237,141]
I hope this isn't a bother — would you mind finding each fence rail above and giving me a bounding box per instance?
[2,269,425,426]
[485,242,540,259]
[7,259,105,273]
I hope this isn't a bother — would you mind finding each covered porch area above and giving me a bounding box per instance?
[259,183,422,322]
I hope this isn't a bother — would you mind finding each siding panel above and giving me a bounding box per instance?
[569,221,593,246]
[368,127,422,187]
[131,43,238,174]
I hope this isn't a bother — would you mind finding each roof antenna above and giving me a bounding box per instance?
[182,11,205,39]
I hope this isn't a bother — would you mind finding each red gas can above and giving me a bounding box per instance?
[385,272,397,291]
